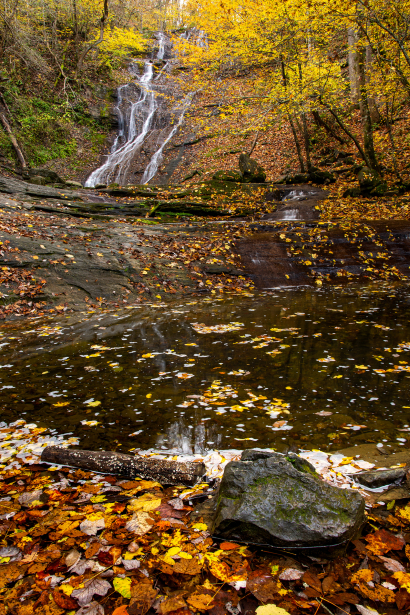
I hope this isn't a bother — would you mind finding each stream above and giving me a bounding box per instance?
[1,283,410,457]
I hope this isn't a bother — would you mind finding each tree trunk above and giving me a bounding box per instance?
[365,46,381,124]
[302,113,312,172]
[0,112,26,168]
[289,115,306,172]
[347,28,360,105]
[312,111,347,144]
[358,46,379,171]
[41,446,206,486]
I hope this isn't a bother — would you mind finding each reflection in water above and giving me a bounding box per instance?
[1,284,410,455]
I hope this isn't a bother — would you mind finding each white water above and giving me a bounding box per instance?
[141,91,194,184]
[85,32,194,188]
[85,62,157,187]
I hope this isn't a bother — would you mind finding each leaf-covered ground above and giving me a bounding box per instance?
[2,424,410,615]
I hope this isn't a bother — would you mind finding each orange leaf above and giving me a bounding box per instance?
[113,607,129,615]
[220,541,240,550]
[365,529,405,555]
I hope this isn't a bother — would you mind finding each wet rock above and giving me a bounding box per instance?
[239,154,266,183]
[355,468,406,489]
[213,170,243,183]
[212,450,365,548]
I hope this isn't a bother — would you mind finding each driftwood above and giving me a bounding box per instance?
[41,446,206,486]
[0,113,27,168]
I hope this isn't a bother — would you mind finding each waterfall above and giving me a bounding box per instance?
[85,32,193,188]
[141,92,194,184]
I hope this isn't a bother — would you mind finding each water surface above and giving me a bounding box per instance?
[1,284,410,455]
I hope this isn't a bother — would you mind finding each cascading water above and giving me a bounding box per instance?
[85,33,194,187]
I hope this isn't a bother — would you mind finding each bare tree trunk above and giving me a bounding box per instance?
[385,102,402,182]
[302,113,312,172]
[365,46,381,124]
[289,115,306,172]
[348,27,360,105]
[312,110,347,144]
[0,112,26,168]
[358,46,379,171]
[321,101,370,166]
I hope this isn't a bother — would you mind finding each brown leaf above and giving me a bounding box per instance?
[160,596,188,615]
[247,570,278,602]
[365,529,405,555]
[0,563,27,589]
[173,558,202,575]
[187,591,214,611]
[304,587,322,598]
[303,570,322,594]
[330,593,360,605]
[85,540,101,559]
[52,589,78,610]
[396,588,410,610]
[129,581,158,615]
[322,576,336,594]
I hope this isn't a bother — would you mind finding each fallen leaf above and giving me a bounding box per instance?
[379,555,406,572]
[365,529,405,555]
[113,576,132,599]
[279,568,304,581]
[255,606,291,615]
[71,578,111,606]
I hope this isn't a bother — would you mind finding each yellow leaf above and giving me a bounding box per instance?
[167,547,181,557]
[192,523,208,531]
[86,400,101,407]
[179,552,193,559]
[128,493,161,512]
[113,577,132,599]
[60,584,74,596]
[256,606,291,615]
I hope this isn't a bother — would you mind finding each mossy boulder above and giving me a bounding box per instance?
[212,450,365,548]
[213,170,243,183]
[239,154,266,183]
[22,168,63,185]
[357,166,387,196]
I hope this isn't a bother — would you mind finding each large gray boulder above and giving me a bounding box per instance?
[239,154,266,183]
[212,450,365,548]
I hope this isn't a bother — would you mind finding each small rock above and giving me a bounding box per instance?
[355,468,406,489]
[65,180,83,188]
[212,450,365,548]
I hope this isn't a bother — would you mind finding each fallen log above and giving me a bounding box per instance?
[41,446,206,486]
